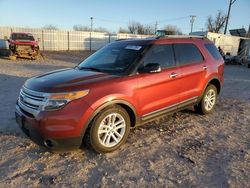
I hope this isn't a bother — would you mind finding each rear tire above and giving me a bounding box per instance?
[195,84,217,115]
[86,105,131,153]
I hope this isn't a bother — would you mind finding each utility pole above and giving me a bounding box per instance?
[155,21,158,33]
[224,0,237,34]
[247,24,250,38]
[190,15,196,33]
[90,17,93,51]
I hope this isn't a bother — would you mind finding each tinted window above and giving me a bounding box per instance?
[174,44,203,65]
[205,44,223,60]
[78,42,146,74]
[143,44,175,68]
[11,33,35,41]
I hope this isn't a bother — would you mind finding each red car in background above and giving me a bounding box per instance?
[7,32,40,60]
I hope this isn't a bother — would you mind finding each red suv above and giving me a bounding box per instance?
[15,36,224,153]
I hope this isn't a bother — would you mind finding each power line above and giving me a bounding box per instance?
[156,16,190,24]
[92,16,190,26]
[87,16,194,33]
[94,17,127,24]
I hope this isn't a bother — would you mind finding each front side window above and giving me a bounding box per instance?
[78,42,146,74]
[142,44,175,68]
[174,43,203,65]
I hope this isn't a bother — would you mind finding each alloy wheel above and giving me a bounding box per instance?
[97,113,126,147]
[204,89,216,111]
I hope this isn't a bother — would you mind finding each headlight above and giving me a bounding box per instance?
[42,90,89,111]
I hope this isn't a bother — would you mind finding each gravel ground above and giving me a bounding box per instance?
[0,52,249,187]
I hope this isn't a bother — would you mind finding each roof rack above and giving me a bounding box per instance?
[116,35,207,42]
[115,38,143,41]
[156,35,207,40]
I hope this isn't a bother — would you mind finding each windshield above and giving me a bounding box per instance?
[11,33,35,41]
[78,42,146,74]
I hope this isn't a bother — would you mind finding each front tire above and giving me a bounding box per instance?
[87,105,131,153]
[195,84,217,115]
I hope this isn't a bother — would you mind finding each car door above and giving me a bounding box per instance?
[137,44,182,119]
[174,43,207,106]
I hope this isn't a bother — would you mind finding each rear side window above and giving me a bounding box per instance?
[204,44,223,60]
[174,44,203,65]
[143,44,175,68]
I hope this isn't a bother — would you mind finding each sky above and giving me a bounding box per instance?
[0,0,249,34]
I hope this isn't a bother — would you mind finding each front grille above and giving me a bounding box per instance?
[16,45,33,52]
[18,87,48,117]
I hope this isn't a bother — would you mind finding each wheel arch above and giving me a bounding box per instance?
[207,78,221,94]
[197,77,222,105]
[81,99,138,136]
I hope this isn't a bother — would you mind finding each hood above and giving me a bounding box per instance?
[24,68,118,93]
[10,39,38,46]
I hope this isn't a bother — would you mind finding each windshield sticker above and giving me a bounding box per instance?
[125,45,142,50]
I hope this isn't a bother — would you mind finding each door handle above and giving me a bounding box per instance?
[203,65,208,70]
[170,72,178,78]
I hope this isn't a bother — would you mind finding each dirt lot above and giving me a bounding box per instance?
[0,52,249,187]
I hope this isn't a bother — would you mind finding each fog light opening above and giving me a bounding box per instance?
[44,139,54,148]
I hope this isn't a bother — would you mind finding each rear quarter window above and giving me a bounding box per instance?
[174,43,203,65]
[204,44,223,60]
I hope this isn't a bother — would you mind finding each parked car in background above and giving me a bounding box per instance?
[224,52,235,64]
[7,32,40,60]
[15,36,224,153]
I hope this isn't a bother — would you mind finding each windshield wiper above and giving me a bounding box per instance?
[77,66,103,72]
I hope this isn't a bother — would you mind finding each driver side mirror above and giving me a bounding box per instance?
[138,63,162,73]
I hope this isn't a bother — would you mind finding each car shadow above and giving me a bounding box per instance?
[0,73,28,132]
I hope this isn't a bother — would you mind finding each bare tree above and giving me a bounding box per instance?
[94,27,108,33]
[118,27,130,33]
[137,23,145,34]
[143,24,155,35]
[128,21,141,34]
[127,21,154,34]
[73,25,108,32]
[73,25,90,31]
[43,24,58,30]
[163,25,182,35]
[206,10,227,33]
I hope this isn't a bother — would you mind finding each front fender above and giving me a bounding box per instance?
[80,97,138,135]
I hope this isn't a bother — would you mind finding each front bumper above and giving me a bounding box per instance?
[10,44,39,57]
[15,98,93,151]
